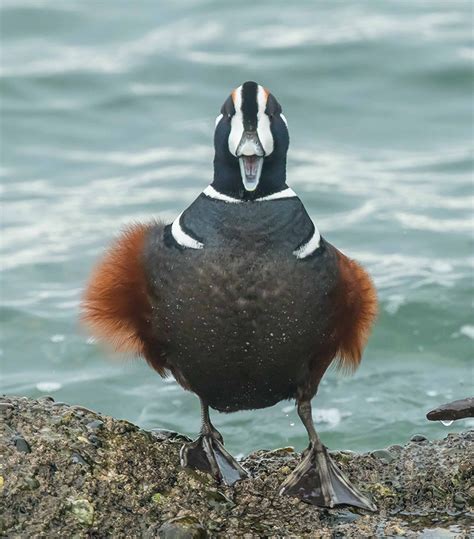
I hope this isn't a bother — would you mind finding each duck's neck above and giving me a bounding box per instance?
[211,153,288,200]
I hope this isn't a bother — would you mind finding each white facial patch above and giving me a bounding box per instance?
[226,84,274,157]
[228,85,244,156]
[256,85,274,156]
[215,113,223,127]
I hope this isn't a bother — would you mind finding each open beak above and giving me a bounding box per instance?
[236,131,264,192]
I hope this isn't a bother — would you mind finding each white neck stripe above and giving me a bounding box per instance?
[293,225,321,259]
[203,185,242,203]
[203,185,297,203]
[171,212,204,250]
[256,187,297,201]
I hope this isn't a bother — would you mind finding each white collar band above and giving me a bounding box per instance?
[255,187,297,201]
[203,185,242,203]
[203,185,297,203]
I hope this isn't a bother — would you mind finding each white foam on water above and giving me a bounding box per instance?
[239,11,464,49]
[457,47,474,61]
[365,397,380,403]
[36,381,62,392]
[312,408,351,428]
[385,294,406,315]
[459,325,474,340]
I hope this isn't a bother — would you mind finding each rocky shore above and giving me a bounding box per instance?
[1,395,472,538]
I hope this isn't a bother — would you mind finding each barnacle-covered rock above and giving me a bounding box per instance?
[0,395,472,538]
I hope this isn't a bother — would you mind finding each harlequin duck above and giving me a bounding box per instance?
[82,81,378,511]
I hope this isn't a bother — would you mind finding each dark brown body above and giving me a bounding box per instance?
[145,227,337,411]
[82,199,377,412]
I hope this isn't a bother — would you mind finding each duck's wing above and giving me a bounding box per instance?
[81,222,168,376]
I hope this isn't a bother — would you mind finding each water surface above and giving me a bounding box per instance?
[1,0,473,455]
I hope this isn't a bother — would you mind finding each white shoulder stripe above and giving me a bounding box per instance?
[255,187,297,201]
[293,225,321,259]
[171,212,204,250]
[203,185,242,203]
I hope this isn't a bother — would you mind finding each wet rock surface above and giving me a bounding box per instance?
[0,396,472,538]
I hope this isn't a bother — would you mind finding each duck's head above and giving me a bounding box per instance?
[213,81,289,199]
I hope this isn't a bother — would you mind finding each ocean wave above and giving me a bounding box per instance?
[239,11,466,49]
[1,2,471,79]
[0,20,224,77]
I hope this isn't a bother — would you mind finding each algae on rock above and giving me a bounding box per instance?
[0,395,472,538]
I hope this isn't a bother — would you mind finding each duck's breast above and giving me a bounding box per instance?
[144,217,339,411]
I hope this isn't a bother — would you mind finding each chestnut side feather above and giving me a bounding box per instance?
[81,223,167,376]
[333,250,378,372]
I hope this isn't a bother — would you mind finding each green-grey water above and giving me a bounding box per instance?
[1,0,473,456]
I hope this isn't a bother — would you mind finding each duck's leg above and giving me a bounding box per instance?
[279,400,376,511]
[180,398,248,486]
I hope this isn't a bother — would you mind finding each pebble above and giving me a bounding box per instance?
[205,489,234,508]
[0,403,14,412]
[387,444,404,453]
[88,434,102,448]
[371,449,396,464]
[24,476,40,490]
[68,499,94,526]
[150,429,191,443]
[12,435,31,454]
[410,434,428,443]
[86,420,104,431]
[38,396,55,403]
[71,453,88,466]
[334,510,360,524]
[158,516,207,538]
[72,405,95,414]
[113,421,137,434]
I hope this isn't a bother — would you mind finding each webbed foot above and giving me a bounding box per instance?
[180,431,248,486]
[280,443,376,511]
[280,399,376,511]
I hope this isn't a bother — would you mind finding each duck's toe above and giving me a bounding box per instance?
[180,434,248,486]
[279,444,376,512]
